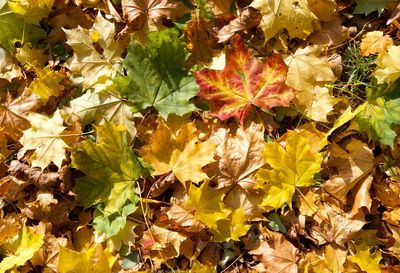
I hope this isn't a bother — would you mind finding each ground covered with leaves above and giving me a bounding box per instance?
[2,0,400,272]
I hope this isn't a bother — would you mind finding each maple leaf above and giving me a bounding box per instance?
[211,121,265,189]
[0,224,44,273]
[309,17,348,46]
[322,138,374,204]
[348,243,382,273]
[300,244,347,273]
[285,46,336,92]
[71,122,147,236]
[250,232,298,273]
[310,204,365,247]
[256,130,323,210]
[121,0,187,33]
[140,116,215,185]
[194,35,295,124]
[92,202,138,237]
[229,207,251,240]
[8,0,54,24]
[165,202,206,233]
[357,97,400,147]
[141,225,188,259]
[28,66,63,103]
[184,18,218,65]
[217,7,261,43]
[64,13,129,88]
[284,46,337,121]
[58,244,116,273]
[115,29,198,118]
[0,1,46,52]
[0,92,42,141]
[250,0,319,42]
[374,45,400,84]
[360,31,393,56]
[69,88,137,138]
[19,109,68,169]
[187,181,230,230]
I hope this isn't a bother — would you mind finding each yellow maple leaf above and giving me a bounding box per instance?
[19,109,68,169]
[29,66,63,103]
[140,117,216,185]
[250,0,319,42]
[58,244,116,273]
[187,181,230,230]
[374,45,400,84]
[284,46,337,121]
[348,243,382,273]
[360,31,393,56]
[0,224,44,273]
[8,0,54,25]
[256,130,323,210]
[63,13,129,88]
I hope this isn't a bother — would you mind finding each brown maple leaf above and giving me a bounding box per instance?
[250,232,298,273]
[122,0,187,32]
[0,91,42,141]
[217,7,261,43]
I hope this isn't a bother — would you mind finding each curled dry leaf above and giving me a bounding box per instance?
[250,232,298,273]
[217,7,261,43]
[122,0,187,32]
[310,204,365,247]
[211,121,265,189]
[322,138,374,204]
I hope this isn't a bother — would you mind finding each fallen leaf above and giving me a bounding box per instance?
[348,243,382,273]
[310,204,365,247]
[69,89,137,138]
[0,224,44,273]
[217,7,261,43]
[58,243,116,273]
[250,0,319,42]
[250,232,298,273]
[374,45,400,84]
[187,181,230,230]
[122,0,187,33]
[140,117,216,185]
[18,109,68,169]
[360,31,393,56]
[195,35,295,124]
[211,121,265,189]
[322,138,374,204]
[115,29,198,118]
[64,13,129,88]
[8,0,54,24]
[29,66,63,103]
[256,130,323,210]
[71,122,145,214]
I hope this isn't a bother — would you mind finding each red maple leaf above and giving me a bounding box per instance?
[194,35,295,124]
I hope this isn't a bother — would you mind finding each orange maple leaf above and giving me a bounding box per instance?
[194,35,295,124]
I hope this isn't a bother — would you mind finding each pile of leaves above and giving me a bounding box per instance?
[2,0,400,272]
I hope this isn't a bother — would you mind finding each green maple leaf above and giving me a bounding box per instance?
[71,122,147,236]
[114,28,198,118]
[357,80,400,147]
[352,0,388,15]
[357,97,400,147]
[92,202,137,238]
[0,0,46,52]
